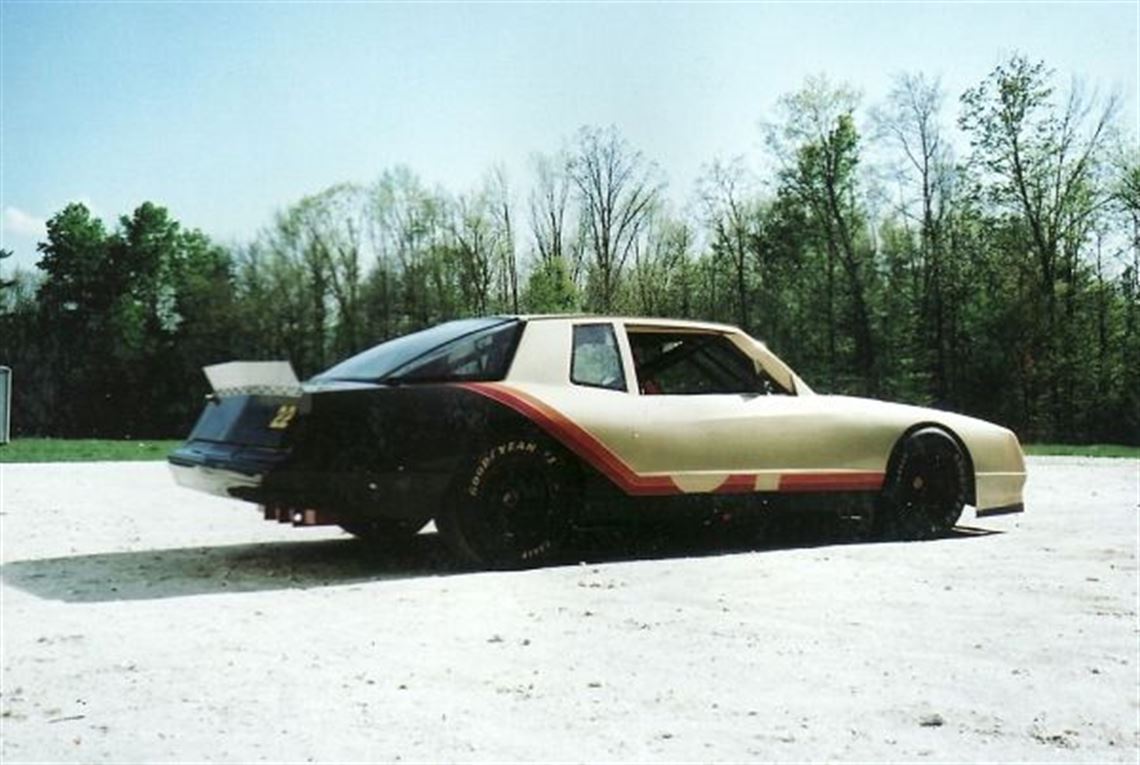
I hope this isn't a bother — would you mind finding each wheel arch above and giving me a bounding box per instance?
[884,422,976,506]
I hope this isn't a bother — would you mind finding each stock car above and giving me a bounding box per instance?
[168,315,1026,566]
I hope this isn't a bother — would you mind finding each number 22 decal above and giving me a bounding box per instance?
[268,404,298,430]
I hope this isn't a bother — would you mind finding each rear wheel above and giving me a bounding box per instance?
[880,428,968,540]
[437,437,576,568]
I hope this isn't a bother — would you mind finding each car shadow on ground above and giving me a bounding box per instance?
[1,519,1002,604]
[0,534,455,603]
[578,518,1001,567]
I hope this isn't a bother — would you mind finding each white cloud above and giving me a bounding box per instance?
[2,207,47,240]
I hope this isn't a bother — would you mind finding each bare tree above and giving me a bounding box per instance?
[697,157,756,331]
[529,152,571,264]
[874,72,957,399]
[488,167,518,313]
[291,184,369,356]
[629,213,693,317]
[451,189,497,316]
[368,167,448,329]
[568,126,663,311]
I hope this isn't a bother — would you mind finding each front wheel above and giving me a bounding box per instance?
[436,438,577,568]
[879,428,968,540]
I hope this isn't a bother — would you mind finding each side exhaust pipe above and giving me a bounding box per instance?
[261,504,340,527]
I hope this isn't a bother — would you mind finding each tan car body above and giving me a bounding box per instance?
[474,315,1025,516]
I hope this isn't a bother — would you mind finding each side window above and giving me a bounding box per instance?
[571,324,627,391]
[629,330,789,395]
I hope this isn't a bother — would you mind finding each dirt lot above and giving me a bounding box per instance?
[1,456,1137,763]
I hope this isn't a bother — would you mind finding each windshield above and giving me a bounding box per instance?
[313,317,521,383]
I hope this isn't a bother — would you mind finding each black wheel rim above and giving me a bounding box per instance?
[897,437,965,537]
[472,457,562,563]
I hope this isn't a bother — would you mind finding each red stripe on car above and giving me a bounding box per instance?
[777,472,885,492]
[456,382,884,497]
[456,382,678,496]
[714,474,757,494]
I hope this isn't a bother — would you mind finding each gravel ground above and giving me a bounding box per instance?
[1,456,1137,763]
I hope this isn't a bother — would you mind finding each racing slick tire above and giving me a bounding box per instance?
[437,436,577,568]
[879,427,968,541]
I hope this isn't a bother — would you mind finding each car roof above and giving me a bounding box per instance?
[511,314,744,334]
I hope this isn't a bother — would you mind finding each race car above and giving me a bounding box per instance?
[168,315,1026,566]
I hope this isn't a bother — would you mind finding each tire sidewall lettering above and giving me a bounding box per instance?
[468,439,544,498]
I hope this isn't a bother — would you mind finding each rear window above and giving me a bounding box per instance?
[314,318,522,383]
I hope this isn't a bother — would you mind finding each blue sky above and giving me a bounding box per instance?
[2,2,1137,272]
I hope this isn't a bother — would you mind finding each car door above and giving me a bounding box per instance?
[620,323,799,492]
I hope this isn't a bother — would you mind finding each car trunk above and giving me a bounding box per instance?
[168,362,305,497]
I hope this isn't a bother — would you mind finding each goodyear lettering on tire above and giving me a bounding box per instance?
[469,440,540,497]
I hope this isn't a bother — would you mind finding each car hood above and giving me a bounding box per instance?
[808,394,1010,434]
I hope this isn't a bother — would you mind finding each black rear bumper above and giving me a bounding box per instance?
[168,441,289,500]
[168,439,450,523]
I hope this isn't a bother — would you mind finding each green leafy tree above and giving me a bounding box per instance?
[767,77,877,392]
[0,248,15,292]
[959,54,1120,438]
[33,203,113,435]
[522,255,578,313]
[24,202,240,436]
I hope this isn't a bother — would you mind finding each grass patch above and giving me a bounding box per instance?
[0,438,183,463]
[1024,443,1140,459]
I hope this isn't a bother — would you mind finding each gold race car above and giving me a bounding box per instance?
[169,315,1026,567]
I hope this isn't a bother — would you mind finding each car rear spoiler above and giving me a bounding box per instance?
[203,361,303,400]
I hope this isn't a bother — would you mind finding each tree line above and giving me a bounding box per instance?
[2,55,1138,444]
